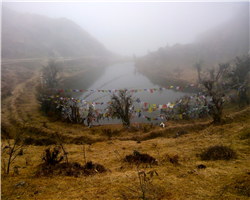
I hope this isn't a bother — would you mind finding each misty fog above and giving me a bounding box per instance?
[3,1,243,56]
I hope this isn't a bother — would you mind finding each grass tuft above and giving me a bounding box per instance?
[200,145,237,160]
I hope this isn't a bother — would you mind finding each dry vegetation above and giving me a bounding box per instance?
[1,61,250,200]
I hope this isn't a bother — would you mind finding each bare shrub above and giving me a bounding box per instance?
[124,151,158,166]
[200,145,237,160]
[42,146,64,165]
[3,124,28,174]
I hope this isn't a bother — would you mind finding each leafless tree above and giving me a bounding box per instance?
[42,59,62,88]
[2,124,28,174]
[194,60,203,83]
[108,89,137,126]
[203,80,224,123]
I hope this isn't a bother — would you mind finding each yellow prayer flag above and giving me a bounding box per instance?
[179,114,183,119]
[170,86,174,88]
[149,108,152,113]
[153,104,156,108]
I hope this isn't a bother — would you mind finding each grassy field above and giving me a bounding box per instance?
[1,62,250,200]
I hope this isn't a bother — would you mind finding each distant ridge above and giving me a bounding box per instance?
[136,5,249,70]
[2,7,115,59]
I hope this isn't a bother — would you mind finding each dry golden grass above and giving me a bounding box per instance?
[2,112,250,199]
[1,62,250,200]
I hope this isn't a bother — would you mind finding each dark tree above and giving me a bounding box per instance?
[215,62,230,82]
[203,80,224,123]
[207,67,215,81]
[194,60,203,83]
[207,62,230,84]
[42,60,62,88]
[227,56,250,89]
[108,89,136,126]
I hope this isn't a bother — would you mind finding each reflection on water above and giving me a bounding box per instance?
[68,62,200,124]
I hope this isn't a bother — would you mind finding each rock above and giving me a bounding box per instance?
[197,164,206,169]
[137,141,141,143]
[13,181,25,187]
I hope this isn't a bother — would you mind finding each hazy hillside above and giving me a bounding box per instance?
[136,6,249,71]
[2,7,114,59]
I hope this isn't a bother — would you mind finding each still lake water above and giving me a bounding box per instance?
[68,62,197,124]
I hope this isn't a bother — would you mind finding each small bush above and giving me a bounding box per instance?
[124,152,158,165]
[42,146,64,165]
[24,137,57,146]
[36,160,106,177]
[200,145,237,160]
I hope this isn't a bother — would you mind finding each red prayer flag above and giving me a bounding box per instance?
[179,86,182,90]
[145,103,148,107]
[165,86,168,89]
[150,89,153,93]
[80,90,83,92]
[61,89,64,93]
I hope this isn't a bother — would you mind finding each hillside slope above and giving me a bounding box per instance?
[2,7,113,59]
[136,6,249,72]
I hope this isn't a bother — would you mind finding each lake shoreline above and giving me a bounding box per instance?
[136,67,203,94]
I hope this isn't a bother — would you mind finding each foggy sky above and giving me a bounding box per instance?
[3,1,244,56]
